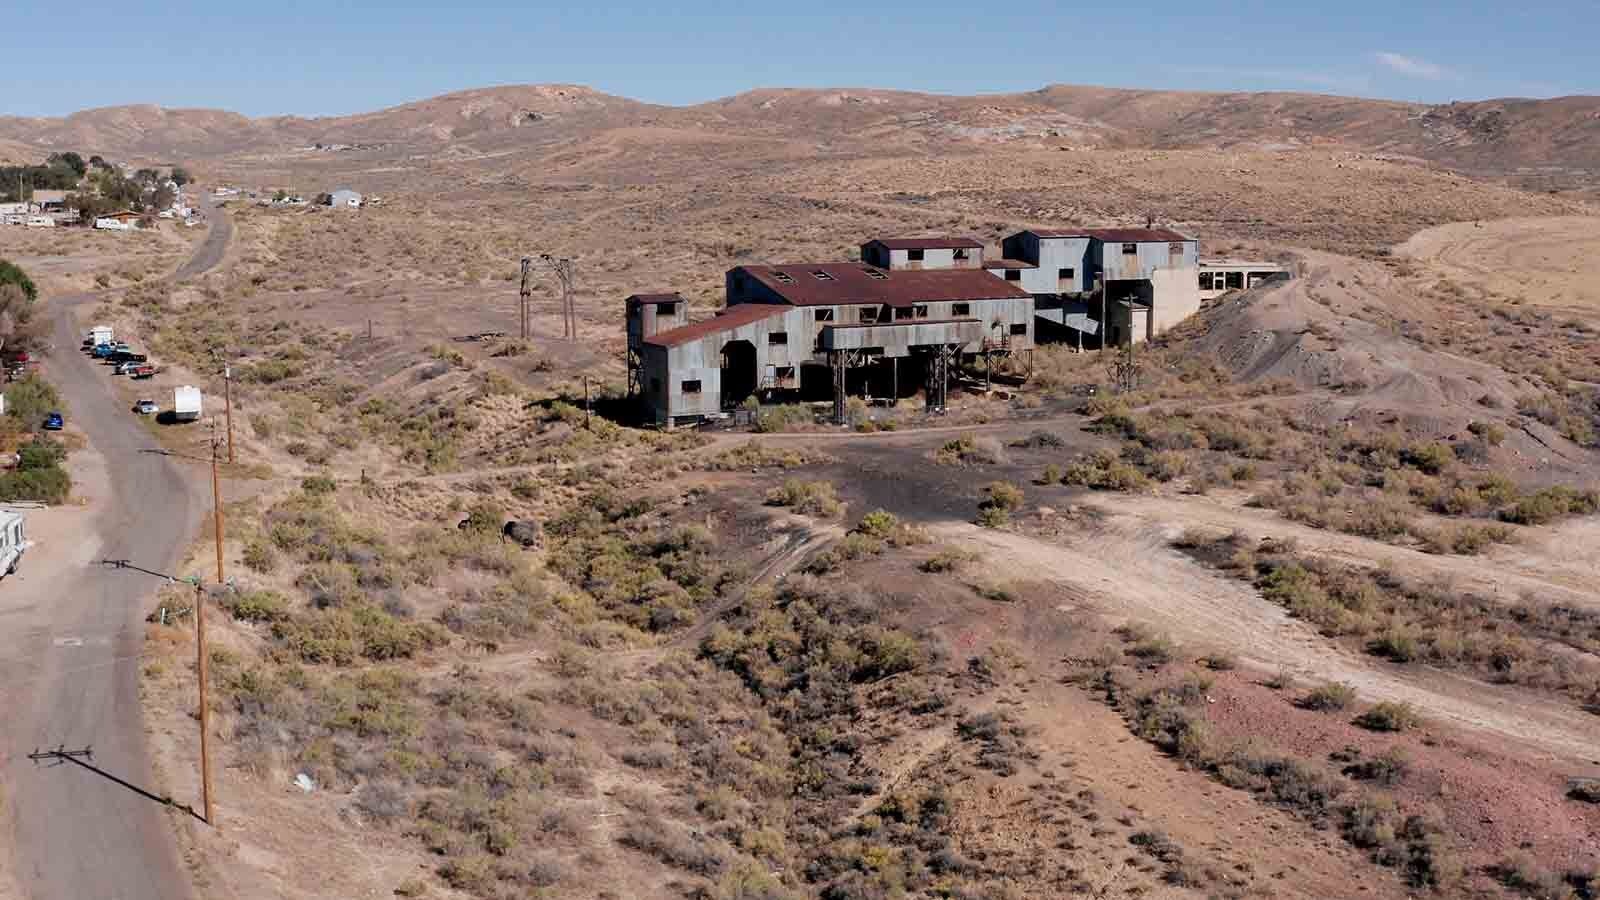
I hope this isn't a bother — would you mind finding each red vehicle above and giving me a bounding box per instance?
[130,365,156,379]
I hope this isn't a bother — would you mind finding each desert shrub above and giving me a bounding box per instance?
[1201,652,1237,671]
[855,509,899,538]
[620,743,676,770]
[751,403,813,433]
[1400,442,1455,475]
[1060,450,1149,492]
[302,475,337,495]
[920,547,975,573]
[1124,634,1175,666]
[1500,486,1600,525]
[1367,627,1419,662]
[459,499,505,534]
[1222,751,1345,818]
[1341,747,1409,785]
[1468,420,1506,446]
[354,778,410,824]
[242,538,277,574]
[1301,681,1357,711]
[1037,463,1061,484]
[1354,701,1421,732]
[935,433,1007,466]
[1568,778,1600,804]
[1010,430,1065,449]
[619,816,725,876]
[1129,679,1213,765]
[764,479,844,517]
[1493,852,1572,899]
[983,480,1024,511]
[223,590,290,623]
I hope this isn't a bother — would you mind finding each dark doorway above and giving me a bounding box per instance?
[721,340,758,409]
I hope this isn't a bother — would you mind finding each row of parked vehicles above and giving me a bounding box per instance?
[83,325,202,422]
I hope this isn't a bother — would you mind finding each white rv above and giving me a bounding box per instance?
[173,385,202,422]
[0,510,25,576]
[89,325,114,347]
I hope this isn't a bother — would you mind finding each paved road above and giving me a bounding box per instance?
[0,203,230,900]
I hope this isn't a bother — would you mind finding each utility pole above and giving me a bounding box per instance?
[211,425,225,582]
[582,375,591,428]
[212,349,234,464]
[194,573,215,826]
[517,257,532,341]
[98,555,218,826]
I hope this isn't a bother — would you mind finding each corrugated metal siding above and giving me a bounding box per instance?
[1102,240,1199,282]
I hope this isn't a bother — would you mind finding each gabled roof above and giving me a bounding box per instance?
[644,304,789,348]
[1026,227,1192,243]
[863,236,984,251]
[627,292,685,306]
[982,258,1038,269]
[733,263,1030,307]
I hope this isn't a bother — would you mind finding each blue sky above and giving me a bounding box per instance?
[6,0,1596,117]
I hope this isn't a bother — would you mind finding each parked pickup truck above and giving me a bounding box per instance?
[106,352,148,365]
[130,365,157,380]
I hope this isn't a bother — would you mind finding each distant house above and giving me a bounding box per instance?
[327,189,362,209]
[31,189,69,211]
[94,211,142,231]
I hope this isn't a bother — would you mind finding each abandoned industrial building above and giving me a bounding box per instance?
[626,226,1282,427]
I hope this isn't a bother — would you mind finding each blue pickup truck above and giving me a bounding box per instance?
[43,412,63,431]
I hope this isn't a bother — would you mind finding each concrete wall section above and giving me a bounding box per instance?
[1150,268,1202,336]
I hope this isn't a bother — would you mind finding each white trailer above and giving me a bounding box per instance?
[89,325,114,346]
[173,385,202,422]
[0,510,25,576]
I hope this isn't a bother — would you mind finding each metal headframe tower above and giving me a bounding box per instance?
[518,254,578,341]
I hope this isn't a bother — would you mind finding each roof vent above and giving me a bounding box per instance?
[772,271,795,284]
[812,270,835,281]
[861,267,889,280]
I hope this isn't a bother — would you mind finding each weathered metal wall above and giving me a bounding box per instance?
[884,247,981,270]
[1101,239,1200,282]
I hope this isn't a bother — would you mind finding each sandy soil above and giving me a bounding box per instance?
[1397,216,1600,313]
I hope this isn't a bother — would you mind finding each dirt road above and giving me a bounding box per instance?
[1396,216,1600,314]
[940,493,1600,763]
[0,200,229,900]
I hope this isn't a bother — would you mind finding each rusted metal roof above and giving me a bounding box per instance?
[982,258,1039,269]
[734,263,1030,307]
[1027,227,1193,243]
[626,292,684,306]
[863,236,984,251]
[643,303,789,348]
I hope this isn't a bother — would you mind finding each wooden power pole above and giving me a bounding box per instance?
[201,427,226,823]
[517,257,532,340]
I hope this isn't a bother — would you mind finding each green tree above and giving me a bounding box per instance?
[0,260,37,304]
[169,166,191,187]
[47,152,86,178]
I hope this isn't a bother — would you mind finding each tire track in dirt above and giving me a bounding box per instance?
[936,509,1600,764]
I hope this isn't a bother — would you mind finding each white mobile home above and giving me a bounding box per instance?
[0,510,25,576]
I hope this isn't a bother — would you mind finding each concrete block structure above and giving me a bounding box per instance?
[1198,259,1289,300]
[628,261,1031,427]
[626,225,1250,426]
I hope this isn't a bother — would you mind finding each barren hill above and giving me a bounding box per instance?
[3,83,1599,192]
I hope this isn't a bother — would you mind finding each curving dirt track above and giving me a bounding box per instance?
[1395,216,1600,314]
[937,493,1600,765]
